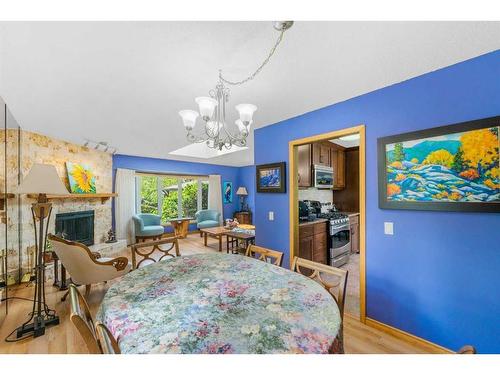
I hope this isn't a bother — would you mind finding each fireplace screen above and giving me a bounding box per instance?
[55,210,95,246]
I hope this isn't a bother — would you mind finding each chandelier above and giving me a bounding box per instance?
[179,21,293,151]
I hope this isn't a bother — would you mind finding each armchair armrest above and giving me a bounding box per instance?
[132,215,145,231]
[95,256,129,272]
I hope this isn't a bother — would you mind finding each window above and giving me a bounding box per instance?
[161,177,179,222]
[139,176,158,214]
[136,174,209,222]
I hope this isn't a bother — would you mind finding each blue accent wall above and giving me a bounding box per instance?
[253,50,500,353]
[112,154,242,232]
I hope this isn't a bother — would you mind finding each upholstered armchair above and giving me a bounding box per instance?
[132,213,164,242]
[195,209,221,235]
[48,234,132,299]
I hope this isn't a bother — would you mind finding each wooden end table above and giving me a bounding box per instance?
[199,226,231,252]
[167,217,193,239]
[226,231,256,254]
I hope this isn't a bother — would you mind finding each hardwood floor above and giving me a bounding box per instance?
[0,233,433,354]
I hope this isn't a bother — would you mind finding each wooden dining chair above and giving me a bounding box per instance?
[291,256,348,353]
[457,345,477,354]
[245,244,284,266]
[69,284,101,354]
[131,237,180,269]
[96,322,121,354]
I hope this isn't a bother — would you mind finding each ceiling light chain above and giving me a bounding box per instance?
[178,21,293,151]
[218,26,287,86]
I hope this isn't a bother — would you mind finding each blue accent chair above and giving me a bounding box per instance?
[132,213,164,242]
[195,209,221,235]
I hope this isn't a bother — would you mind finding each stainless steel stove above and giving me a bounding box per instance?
[319,212,350,267]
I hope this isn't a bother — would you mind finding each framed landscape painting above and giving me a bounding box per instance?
[378,116,500,212]
[256,162,286,193]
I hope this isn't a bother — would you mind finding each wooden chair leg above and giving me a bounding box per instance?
[85,284,91,296]
[174,238,180,256]
[61,290,70,302]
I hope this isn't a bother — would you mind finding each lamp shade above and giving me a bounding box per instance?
[16,164,69,195]
[235,104,257,125]
[236,186,248,196]
[235,119,251,136]
[195,97,217,119]
[179,110,199,130]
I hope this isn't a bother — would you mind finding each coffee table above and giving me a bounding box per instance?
[199,226,231,252]
[167,217,193,239]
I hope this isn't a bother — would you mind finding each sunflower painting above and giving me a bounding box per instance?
[66,162,96,194]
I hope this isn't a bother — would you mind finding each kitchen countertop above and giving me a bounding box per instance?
[340,212,359,218]
[298,218,328,227]
[298,212,359,227]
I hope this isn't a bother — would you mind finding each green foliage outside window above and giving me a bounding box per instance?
[140,176,158,214]
[161,177,179,222]
[139,176,208,221]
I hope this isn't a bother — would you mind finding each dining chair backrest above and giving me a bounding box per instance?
[96,323,121,354]
[457,345,477,354]
[69,284,101,354]
[291,256,348,318]
[245,244,284,266]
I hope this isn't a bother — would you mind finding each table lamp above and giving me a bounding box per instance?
[15,163,69,338]
[236,186,248,212]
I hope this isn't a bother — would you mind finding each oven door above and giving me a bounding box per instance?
[329,223,351,258]
[314,165,334,188]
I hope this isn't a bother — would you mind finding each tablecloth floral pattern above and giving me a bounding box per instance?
[97,253,341,354]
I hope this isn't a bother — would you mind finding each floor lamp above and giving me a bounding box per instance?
[16,164,69,338]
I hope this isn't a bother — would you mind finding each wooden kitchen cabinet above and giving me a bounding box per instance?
[298,234,314,261]
[298,221,328,265]
[349,214,360,254]
[331,146,346,190]
[298,140,346,190]
[312,142,331,167]
[297,144,312,188]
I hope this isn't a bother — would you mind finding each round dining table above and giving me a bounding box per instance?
[97,253,341,354]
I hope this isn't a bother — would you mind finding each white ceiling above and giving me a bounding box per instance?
[0,21,499,166]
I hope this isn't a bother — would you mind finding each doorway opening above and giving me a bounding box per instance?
[288,125,366,321]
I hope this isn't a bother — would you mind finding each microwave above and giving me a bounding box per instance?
[314,165,334,188]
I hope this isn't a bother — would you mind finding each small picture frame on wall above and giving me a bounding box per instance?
[256,162,287,193]
[377,115,500,213]
[223,181,233,204]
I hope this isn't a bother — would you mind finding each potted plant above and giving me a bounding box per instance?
[43,238,54,264]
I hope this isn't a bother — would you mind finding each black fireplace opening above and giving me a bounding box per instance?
[55,210,95,246]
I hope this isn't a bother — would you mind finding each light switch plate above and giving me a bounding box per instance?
[384,222,394,235]
[269,211,274,221]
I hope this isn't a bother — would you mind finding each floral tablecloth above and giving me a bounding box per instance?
[97,253,341,354]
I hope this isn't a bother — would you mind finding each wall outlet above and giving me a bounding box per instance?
[268,211,274,221]
[384,222,394,235]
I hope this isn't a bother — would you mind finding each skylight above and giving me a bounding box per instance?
[169,143,248,159]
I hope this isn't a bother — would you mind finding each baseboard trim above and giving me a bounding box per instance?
[365,317,453,354]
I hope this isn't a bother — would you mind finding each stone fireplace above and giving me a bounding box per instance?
[3,130,113,281]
